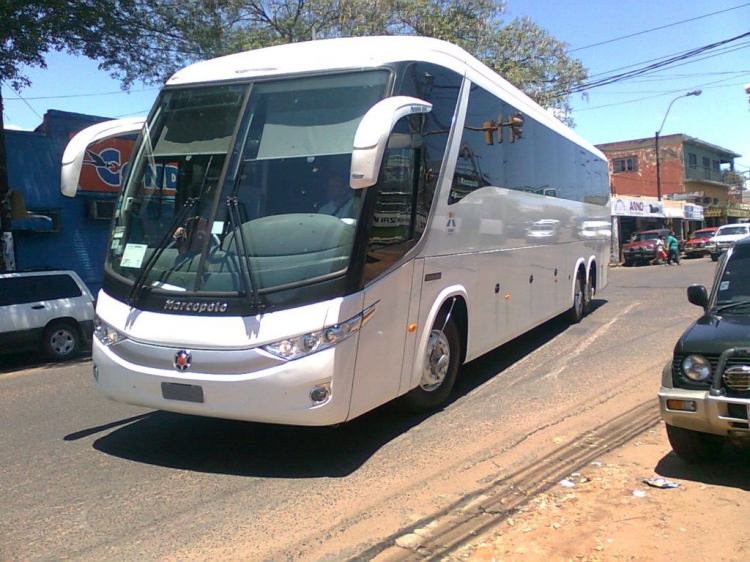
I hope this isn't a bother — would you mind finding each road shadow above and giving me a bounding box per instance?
[0,351,91,375]
[655,444,750,491]
[77,299,608,479]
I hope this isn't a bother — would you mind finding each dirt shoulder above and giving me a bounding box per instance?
[455,420,750,562]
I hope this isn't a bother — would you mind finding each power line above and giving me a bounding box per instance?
[1,80,42,120]
[2,87,159,102]
[574,79,750,112]
[568,3,750,53]
[585,38,750,80]
[565,31,750,95]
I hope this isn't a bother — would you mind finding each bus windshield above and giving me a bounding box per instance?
[108,70,390,303]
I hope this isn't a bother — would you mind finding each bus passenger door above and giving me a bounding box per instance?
[347,119,428,419]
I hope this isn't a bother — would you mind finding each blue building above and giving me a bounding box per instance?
[7,110,127,294]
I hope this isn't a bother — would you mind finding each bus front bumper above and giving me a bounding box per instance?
[91,337,358,426]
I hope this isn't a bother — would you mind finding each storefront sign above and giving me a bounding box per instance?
[683,204,704,221]
[668,191,704,201]
[612,197,664,218]
[727,208,750,218]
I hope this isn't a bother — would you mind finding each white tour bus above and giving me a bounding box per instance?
[62,36,611,426]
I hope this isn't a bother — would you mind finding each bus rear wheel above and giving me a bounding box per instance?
[403,312,461,413]
[569,271,586,324]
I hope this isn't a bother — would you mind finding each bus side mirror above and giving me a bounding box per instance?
[61,117,145,197]
[687,284,709,310]
[350,96,432,189]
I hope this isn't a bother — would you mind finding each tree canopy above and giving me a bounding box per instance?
[92,1,586,119]
[0,0,587,271]
[0,0,144,270]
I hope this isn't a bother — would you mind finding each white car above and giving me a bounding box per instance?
[578,220,611,240]
[526,220,560,244]
[0,269,95,360]
[707,224,750,262]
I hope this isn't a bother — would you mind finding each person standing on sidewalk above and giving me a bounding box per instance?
[652,235,668,265]
[666,230,680,265]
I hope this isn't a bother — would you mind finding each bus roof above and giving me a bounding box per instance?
[167,36,472,86]
[166,36,604,160]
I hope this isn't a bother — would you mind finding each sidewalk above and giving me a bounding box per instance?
[455,420,750,562]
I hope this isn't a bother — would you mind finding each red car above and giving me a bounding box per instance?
[622,228,671,266]
[683,226,719,259]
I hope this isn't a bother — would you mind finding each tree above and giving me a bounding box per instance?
[0,0,149,271]
[1,0,587,271]
[92,0,587,117]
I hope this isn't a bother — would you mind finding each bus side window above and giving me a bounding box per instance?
[362,117,424,284]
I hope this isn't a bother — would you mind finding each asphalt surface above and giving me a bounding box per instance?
[0,257,719,561]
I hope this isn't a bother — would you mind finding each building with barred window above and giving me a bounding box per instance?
[597,134,744,262]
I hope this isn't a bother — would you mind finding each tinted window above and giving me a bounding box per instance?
[0,278,36,306]
[34,275,83,301]
[398,62,462,212]
[451,82,605,205]
[716,247,750,305]
[0,274,82,306]
[362,117,424,285]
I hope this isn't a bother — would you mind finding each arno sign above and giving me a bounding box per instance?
[612,197,664,218]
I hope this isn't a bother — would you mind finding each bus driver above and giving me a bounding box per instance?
[318,174,358,219]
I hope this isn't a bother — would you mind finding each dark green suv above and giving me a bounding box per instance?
[659,237,750,461]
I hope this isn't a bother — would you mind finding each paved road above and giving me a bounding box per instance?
[0,258,717,561]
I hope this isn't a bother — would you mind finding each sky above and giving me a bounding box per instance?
[3,0,750,177]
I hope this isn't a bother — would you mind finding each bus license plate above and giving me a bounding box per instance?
[162,382,204,403]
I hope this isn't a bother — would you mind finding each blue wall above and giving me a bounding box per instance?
[6,110,116,294]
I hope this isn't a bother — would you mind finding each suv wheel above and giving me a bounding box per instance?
[42,321,81,360]
[666,423,723,463]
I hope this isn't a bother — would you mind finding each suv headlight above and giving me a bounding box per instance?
[682,355,712,382]
[262,303,377,361]
[94,317,127,346]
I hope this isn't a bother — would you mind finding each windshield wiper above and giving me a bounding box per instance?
[126,197,199,306]
[715,299,750,312]
[226,196,264,310]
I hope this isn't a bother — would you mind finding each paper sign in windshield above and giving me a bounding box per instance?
[121,244,148,268]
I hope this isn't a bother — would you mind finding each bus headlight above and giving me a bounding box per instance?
[94,316,126,346]
[262,303,377,361]
[682,355,712,382]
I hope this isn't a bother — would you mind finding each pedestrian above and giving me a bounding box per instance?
[666,230,680,265]
[652,235,667,265]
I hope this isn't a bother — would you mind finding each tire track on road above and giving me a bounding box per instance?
[357,399,660,562]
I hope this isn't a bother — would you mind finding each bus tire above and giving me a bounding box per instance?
[403,312,461,413]
[584,273,594,314]
[569,271,586,324]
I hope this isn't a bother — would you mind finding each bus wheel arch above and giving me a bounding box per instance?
[403,295,467,413]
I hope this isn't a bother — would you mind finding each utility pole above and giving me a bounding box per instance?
[0,93,15,272]
[655,90,702,202]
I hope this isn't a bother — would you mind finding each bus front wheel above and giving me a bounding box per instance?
[403,312,461,413]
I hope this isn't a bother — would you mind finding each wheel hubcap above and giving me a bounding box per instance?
[50,330,74,355]
[421,329,450,392]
